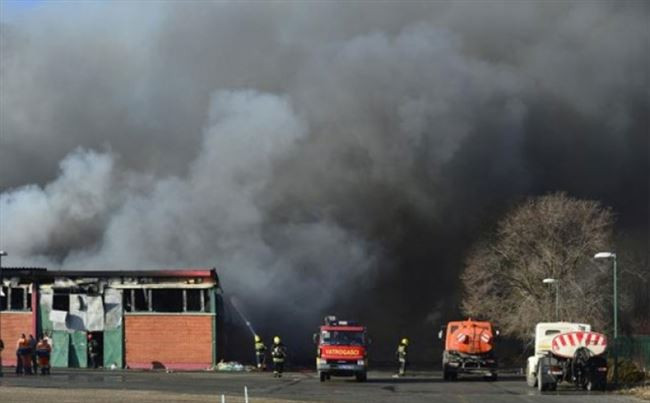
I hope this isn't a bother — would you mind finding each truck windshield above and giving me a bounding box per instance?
[321,330,365,346]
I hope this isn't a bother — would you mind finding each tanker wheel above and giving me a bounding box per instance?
[537,363,547,392]
[526,363,537,387]
[319,371,327,382]
[443,365,450,381]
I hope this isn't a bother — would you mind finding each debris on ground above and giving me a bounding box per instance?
[216,361,245,372]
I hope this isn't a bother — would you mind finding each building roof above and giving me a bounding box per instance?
[0,267,219,282]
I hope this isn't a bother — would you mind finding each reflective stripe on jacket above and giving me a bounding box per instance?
[271,344,285,362]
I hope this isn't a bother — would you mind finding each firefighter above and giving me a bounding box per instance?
[36,337,52,375]
[88,333,100,369]
[254,335,267,370]
[395,338,409,377]
[271,336,286,378]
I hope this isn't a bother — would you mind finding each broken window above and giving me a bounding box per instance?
[123,289,149,312]
[136,289,148,311]
[151,289,183,312]
[9,287,28,311]
[0,287,7,310]
[186,289,203,312]
[52,293,70,311]
[123,287,210,313]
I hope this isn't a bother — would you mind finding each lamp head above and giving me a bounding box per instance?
[594,252,615,259]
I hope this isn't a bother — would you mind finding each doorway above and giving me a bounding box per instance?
[87,331,104,369]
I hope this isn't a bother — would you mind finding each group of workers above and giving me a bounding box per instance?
[253,335,410,378]
[8,334,52,375]
[254,335,287,377]
[0,333,99,375]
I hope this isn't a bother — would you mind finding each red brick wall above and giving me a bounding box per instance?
[0,312,34,366]
[125,314,213,369]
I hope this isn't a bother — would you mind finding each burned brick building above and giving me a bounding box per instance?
[0,268,224,370]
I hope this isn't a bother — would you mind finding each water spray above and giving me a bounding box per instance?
[230,296,257,338]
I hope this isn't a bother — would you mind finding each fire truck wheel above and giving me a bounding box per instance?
[356,372,367,382]
[319,371,327,382]
[484,373,497,381]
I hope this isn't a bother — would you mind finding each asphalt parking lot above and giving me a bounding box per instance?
[0,368,643,402]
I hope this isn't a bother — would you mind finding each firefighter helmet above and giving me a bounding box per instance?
[254,335,261,342]
[273,336,281,344]
[401,338,409,346]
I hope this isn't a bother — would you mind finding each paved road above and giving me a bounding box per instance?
[0,368,642,402]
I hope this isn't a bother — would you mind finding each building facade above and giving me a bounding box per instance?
[0,268,224,370]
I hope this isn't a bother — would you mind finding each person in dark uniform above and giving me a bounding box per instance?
[271,336,286,378]
[28,334,37,373]
[88,334,100,369]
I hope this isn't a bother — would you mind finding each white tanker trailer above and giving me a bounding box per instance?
[526,322,608,391]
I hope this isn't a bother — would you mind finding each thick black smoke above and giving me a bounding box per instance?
[1,1,647,362]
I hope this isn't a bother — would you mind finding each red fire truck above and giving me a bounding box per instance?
[314,316,369,382]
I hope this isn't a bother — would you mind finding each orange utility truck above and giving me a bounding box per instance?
[438,319,498,381]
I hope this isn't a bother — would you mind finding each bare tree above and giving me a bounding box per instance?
[461,193,615,340]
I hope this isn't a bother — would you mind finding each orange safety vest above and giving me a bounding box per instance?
[36,341,51,352]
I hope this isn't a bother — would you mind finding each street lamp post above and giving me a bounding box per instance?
[0,250,6,377]
[543,278,559,321]
[594,251,617,386]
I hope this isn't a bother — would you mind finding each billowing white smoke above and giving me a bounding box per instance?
[0,91,373,316]
[1,149,114,265]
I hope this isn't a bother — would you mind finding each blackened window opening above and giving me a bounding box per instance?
[133,289,147,311]
[151,289,183,312]
[9,287,27,310]
[52,293,69,311]
[186,289,202,312]
[0,287,7,310]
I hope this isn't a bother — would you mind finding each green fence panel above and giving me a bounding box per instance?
[104,328,123,368]
[69,331,87,368]
[51,331,69,368]
[610,336,650,368]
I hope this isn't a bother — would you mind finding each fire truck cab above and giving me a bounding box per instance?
[314,316,368,382]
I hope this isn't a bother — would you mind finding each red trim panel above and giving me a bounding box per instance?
[321,326,365,332]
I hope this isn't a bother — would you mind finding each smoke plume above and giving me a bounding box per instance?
[1,1,647,360]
